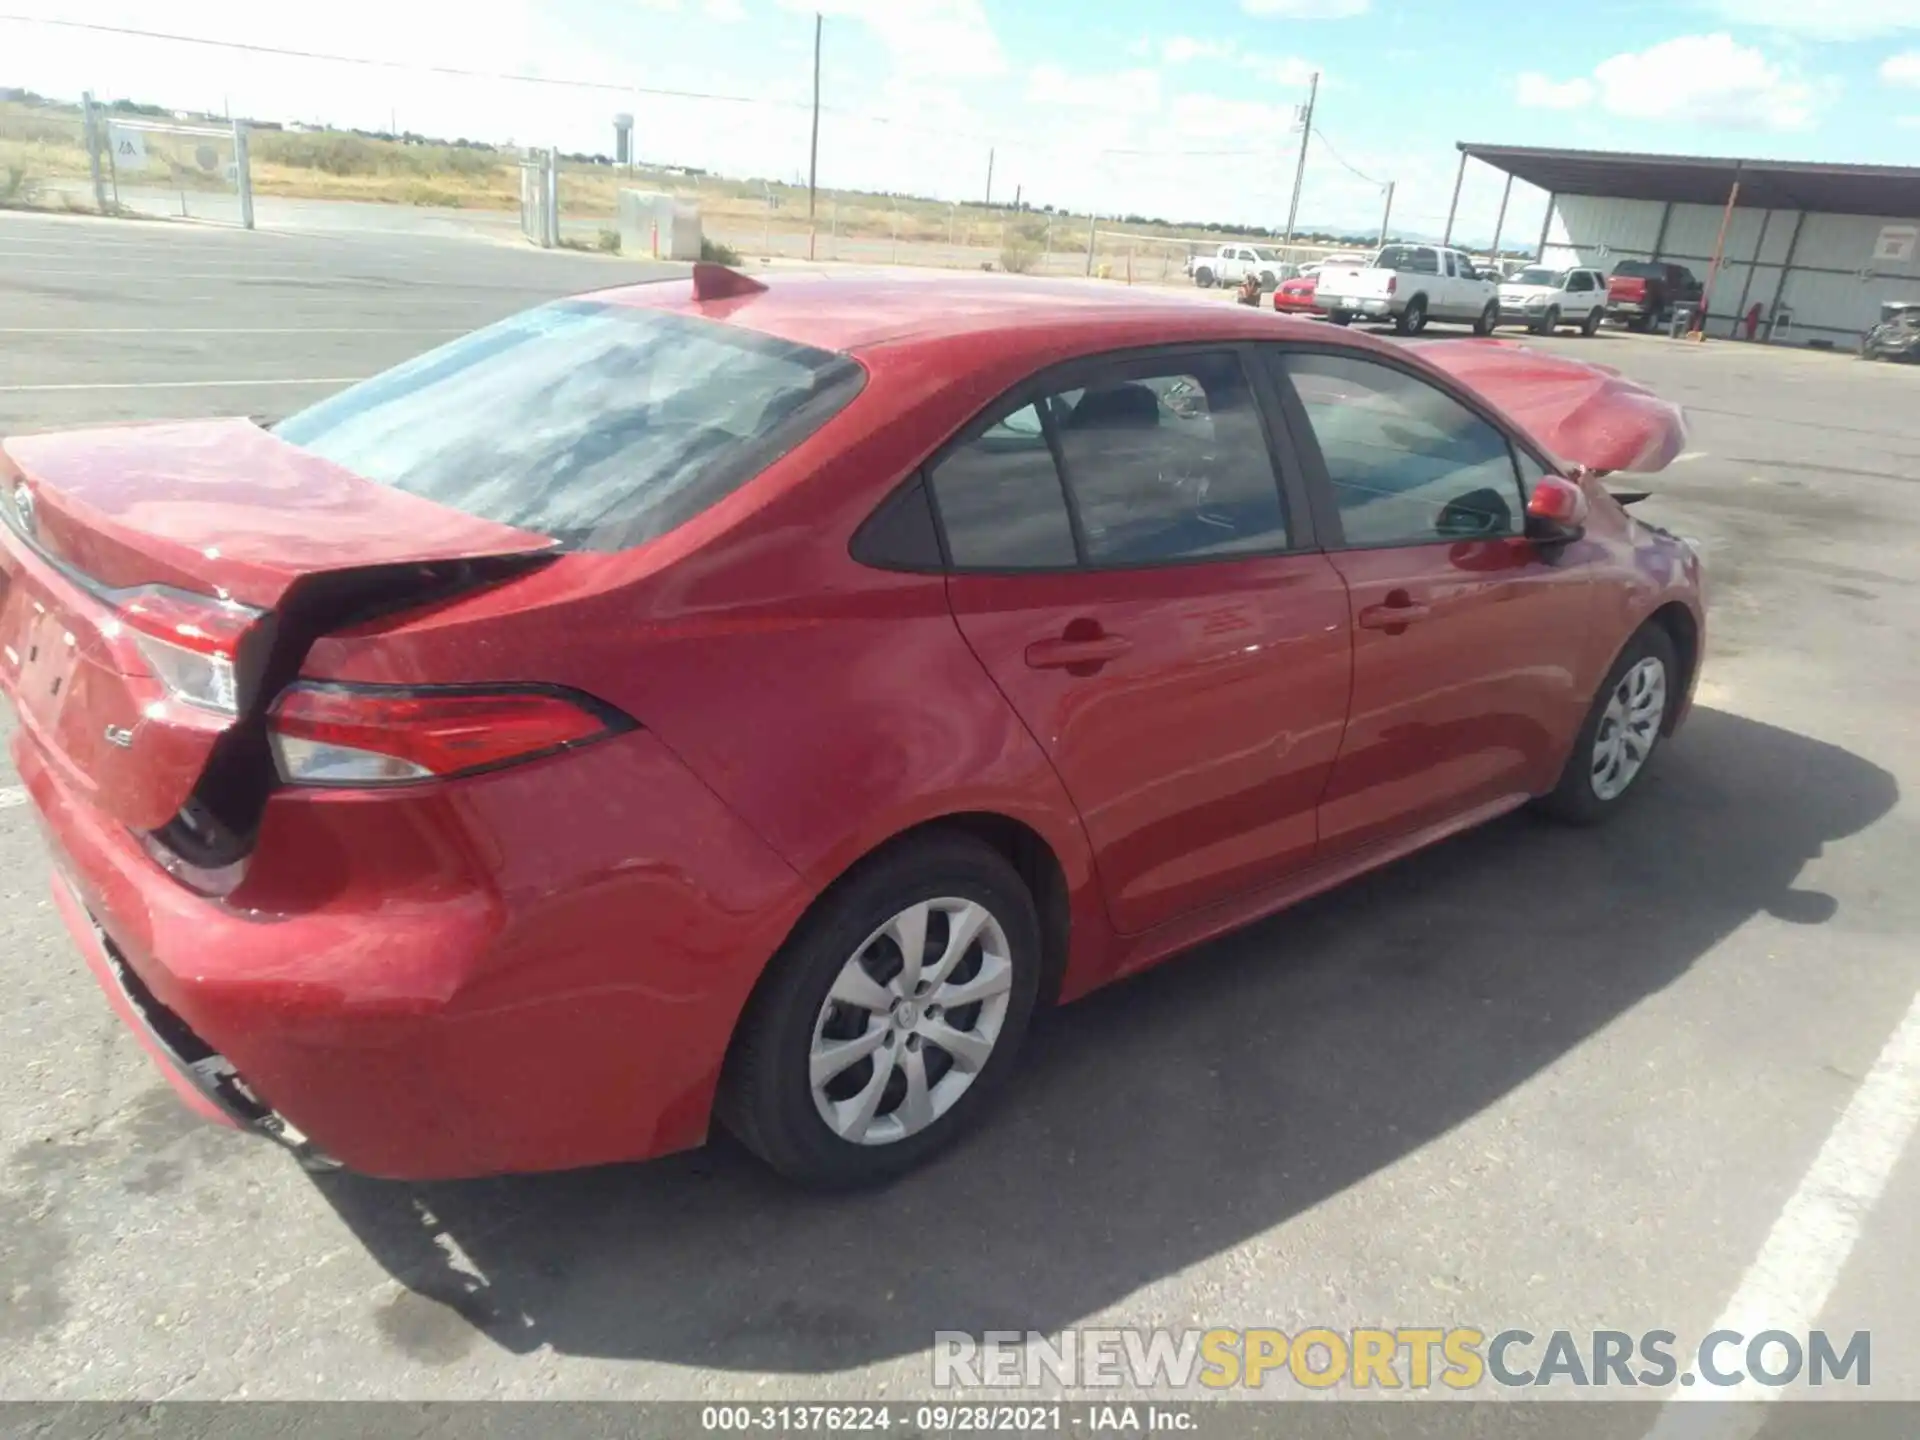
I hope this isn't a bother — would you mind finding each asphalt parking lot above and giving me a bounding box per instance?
[3,209,1920,1411]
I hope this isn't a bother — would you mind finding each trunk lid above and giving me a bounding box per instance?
[1413,339,1687,475]
[3,419,554,609]
[0,419,555,834]
[1607,275,1649,305]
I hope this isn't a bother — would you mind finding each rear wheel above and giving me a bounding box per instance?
[1537,624,1678,825]
[1395,297,1428,335]
[1472,301,1498,336]
[1327,311,1353,326]
[719,833,1042,1188]
[1259,270,1277,291]
[1582,307,1604,336]
[1194,266,1215,288]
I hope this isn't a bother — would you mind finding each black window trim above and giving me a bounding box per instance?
[1255,339,1560,555]
[905,341,1320,577]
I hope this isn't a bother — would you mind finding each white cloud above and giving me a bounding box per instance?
[1027,64,1162,113]
[1158,35,1316,87]
[1240,0,1367,16]
[1516,72,1596,109]
[1162,36,1233,63]
[1884,52,1920,86]
[783,0,1005,78]
[1167,93,1292,139]
[1708,0,1920,39]
[1592,34,1814,130]
[1240,53,1317,85]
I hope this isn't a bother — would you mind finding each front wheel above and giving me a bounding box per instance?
[1395,297,1428,335]
[718,833,1042,1188]
[1536,624,1679,825]
[1472,301,1498,336]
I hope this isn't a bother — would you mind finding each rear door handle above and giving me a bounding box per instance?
[1025,633,1132,670]
[1357,597,1431,630]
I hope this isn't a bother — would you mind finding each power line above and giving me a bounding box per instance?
[1311,127,1386,188]
[0,13,812,110]
[1,13,1311,160]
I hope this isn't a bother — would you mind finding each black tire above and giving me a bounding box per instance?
[1194,267,1214,288]
[1395,296,1428,335]
[1259,269,1277,291]
[1536,623,1680,825]
[1629,312,1653,334]
[1327,311,1353,326]
[1582,307,1604,337]
[1472,301,1498,336]
[718,832,1042,1188]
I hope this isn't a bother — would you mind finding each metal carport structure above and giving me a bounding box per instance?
[1448,143,1920,345]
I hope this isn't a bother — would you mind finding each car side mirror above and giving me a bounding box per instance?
[1525,474,1589,545]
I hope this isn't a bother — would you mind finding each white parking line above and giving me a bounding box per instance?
[1642,986,1920,1437]
[1672,451,1709,464]
[0,786,26,810]
[0,377,366,392]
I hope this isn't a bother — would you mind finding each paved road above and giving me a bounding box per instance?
[2,210,1919,1413]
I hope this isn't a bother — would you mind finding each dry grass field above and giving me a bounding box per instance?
[1,96,1348,272]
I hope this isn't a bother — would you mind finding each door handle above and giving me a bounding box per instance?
[1025,632,1132,671]
[1357,593,1431,630]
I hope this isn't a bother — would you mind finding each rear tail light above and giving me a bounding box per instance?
[268,682,631,788]
[110,586,264,717]
[1386,275,1398,296]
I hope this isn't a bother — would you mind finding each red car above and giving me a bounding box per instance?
[1,269,1702,1189]
[1274,274,1319,314]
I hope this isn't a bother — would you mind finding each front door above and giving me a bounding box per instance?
[1265,347,1597,855]
[929,348,1352,936]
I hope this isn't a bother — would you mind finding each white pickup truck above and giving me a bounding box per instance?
[1187,243,1291,291]
[1314,243,1501,335]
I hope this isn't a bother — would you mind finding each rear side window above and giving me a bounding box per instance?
[272,301,863,552]
[929,403,1078,569]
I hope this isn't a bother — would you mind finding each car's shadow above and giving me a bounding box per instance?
[313,706,1896,1372]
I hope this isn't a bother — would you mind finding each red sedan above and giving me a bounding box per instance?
[1,268,1702,1188]
[1274,273,1319,314]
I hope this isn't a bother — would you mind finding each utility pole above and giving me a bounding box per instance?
[1377,181,1395,249]
[985,147,994,207]
[1282,70,1318,245]
[807,11,822,260]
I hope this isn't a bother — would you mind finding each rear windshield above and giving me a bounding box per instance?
[273,300,864,551]
[1611,261,1666,279]
[1373,245,1438,274]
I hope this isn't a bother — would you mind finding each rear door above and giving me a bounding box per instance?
[1261,345,1597,856]
[930,347,1352,937]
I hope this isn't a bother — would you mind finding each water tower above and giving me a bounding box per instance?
[613,113,633,170]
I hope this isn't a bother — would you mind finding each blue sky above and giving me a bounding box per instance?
[8,0,1920,241]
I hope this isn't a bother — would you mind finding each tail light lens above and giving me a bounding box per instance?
[111,586,264,717]
[1386,275,1398,296]
[268,682,631,788]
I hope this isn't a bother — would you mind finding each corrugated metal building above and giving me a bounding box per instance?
[1451,144,1920,347]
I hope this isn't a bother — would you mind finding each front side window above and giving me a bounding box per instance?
[274,301,862,552]
[1277,353,1523,548]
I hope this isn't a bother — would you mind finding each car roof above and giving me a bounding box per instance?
[583,269,1335,357]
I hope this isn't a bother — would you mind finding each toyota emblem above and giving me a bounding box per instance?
[11,483,32,538]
